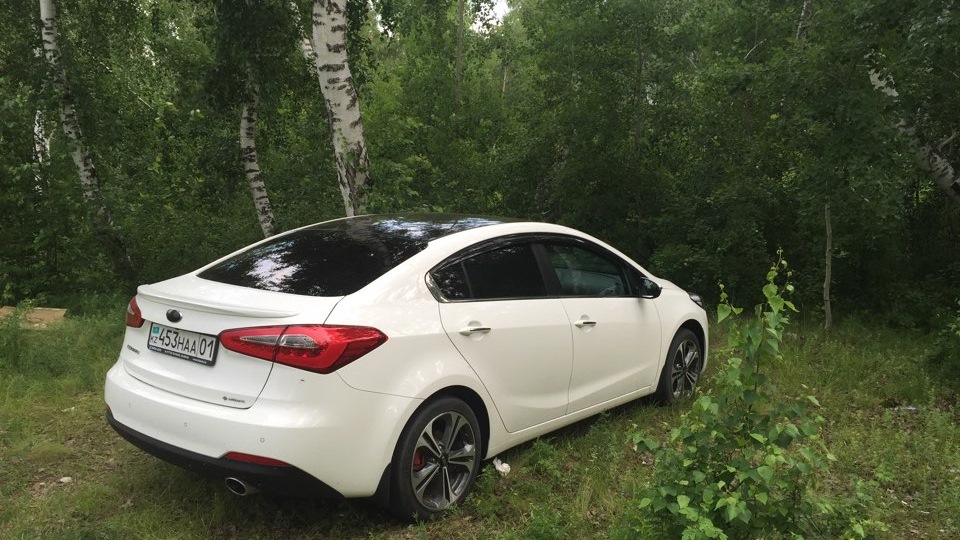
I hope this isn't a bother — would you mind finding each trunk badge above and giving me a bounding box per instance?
[166,309,183,323]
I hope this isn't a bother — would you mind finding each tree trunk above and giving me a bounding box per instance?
[240,70,277,238]
[898,121,960,202]
[823,201,833,332]
[33,110,50,192]
[455,0,465,111]
[311,0,372,217]
[39,0,133,276]
[868,70,960,202]
[794,1,833,330]
[796,0,813,40]
[291,1,321,79]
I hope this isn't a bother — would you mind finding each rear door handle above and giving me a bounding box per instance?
[459,326,492,336]
[574,319,597,328]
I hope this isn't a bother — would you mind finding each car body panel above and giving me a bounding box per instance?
[559,296,662,411]
[438,298,573,432]
[122,275,343,408]
[105,360,416,497]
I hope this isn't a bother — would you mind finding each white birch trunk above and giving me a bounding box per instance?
[240,71,277,238]
[456,0,465,111]
[869,70,960,202]
[897,122,960,202]
[312,0,371,217]
[291,1,321,79]
[40,0,132,273]
[33,110,51,192]
[40,0,111,227]
[796,0,813,40]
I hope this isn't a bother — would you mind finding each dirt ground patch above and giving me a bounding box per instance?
[0,306,67,329]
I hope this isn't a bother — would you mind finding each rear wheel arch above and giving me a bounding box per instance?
[425,385,490,461]
[374,385,492,518]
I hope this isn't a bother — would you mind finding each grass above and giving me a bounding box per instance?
[1,304,958,539]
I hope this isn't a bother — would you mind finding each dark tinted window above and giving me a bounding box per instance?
[545,243,628,297]
[197,225,427,296]
[462,243,546,299]
[432,262,470,300]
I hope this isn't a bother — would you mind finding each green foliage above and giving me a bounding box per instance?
[926,300,960,382]
[0,0,958,321]
[629,256,880,539]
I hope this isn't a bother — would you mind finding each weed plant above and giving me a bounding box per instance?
[628,255,883,539]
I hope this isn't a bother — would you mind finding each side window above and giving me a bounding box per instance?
[432,262,470,300]
[544,243,629,297]
[431,242,547,300]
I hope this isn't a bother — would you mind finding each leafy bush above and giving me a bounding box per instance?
[927,300,960,383]
[628,255,880,539]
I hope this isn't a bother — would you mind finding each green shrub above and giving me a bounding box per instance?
[628,254,881,539]
[926,300,960,383]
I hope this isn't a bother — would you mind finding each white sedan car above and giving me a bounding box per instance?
[104,214,707,519]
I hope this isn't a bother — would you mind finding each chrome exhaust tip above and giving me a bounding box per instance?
[224,476,260,496]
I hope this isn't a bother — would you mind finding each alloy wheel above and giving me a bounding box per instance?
[670,337,702,400]
[409,410,478,511]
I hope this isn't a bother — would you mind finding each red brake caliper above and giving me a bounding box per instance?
[412,448,425,471]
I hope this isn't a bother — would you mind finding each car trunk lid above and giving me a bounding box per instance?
[121,275,342,408]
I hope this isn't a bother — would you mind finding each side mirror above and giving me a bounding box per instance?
[639,277,661,299]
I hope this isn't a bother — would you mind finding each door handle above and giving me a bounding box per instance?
[458,325,491,336]
[574,319,597,328]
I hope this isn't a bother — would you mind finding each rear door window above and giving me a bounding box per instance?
[432,242,548,300]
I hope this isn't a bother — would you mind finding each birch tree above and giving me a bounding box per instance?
[311,0,372,216]
[240,68,277,237]
[794,0,833,331]
[39,0,132,275]
[868,70,960,203]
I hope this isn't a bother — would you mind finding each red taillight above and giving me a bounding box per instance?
[125,297,144,328]
[218,325,387,374]
[223,451,290,467]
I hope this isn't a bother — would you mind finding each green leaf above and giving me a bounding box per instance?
[638,497,652,508]
[725,502,739,522]
[762,283,777,299]
[717,303,731,323]
[677,494,690,509]
[756,465,774,483]
[750,432,767,444]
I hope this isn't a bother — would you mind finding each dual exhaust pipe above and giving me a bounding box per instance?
[224,476,260,496]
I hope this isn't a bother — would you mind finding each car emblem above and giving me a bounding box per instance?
[166,309,182,323]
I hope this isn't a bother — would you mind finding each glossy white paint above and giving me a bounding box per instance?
[560,296,661,411]
[104,216,708,501]
[438,298,573,432]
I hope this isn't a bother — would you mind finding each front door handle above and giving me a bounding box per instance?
[459,325,492,336]
[574,319,597,328]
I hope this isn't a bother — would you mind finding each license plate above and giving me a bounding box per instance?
[148,323,218,366]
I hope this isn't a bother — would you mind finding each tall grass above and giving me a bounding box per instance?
[0,304,957,539]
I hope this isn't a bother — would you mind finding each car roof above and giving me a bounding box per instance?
[313,214,527,244]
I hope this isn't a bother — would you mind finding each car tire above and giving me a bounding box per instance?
[654,328,703,404]
[389,396,482,521]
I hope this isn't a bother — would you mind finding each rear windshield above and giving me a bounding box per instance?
[197,224,427,296]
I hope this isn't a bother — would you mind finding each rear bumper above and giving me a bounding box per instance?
[104,360,419,497]
[107,409,342,497]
